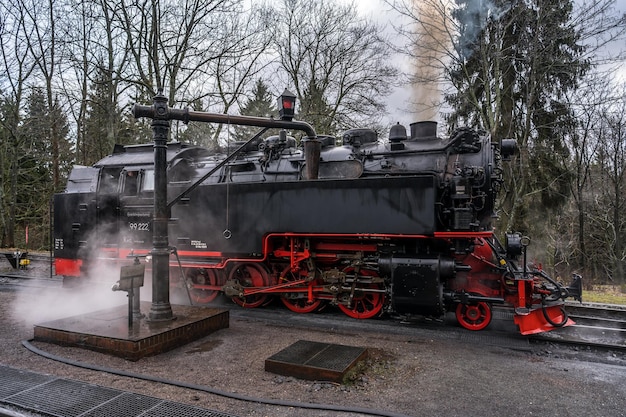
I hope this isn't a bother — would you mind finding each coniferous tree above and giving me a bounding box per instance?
[118,87,154,147]
[177,98,219,150]
[17,88,73,248]
[299,80,336,135]
[82,67,122,164]
[231,79,278,143]
[445,0,589,233]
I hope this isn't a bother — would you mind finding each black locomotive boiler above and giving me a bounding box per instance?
[53,106,582,335]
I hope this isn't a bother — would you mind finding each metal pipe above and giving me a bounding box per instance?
[133,104,319,181]
[303,139,322,180]
[132,105,317,139]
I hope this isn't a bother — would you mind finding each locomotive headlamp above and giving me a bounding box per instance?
[278,88,296,121]
[505,233,523,257]
[500,138,518,161]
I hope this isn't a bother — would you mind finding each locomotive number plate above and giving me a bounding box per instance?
[129,222,150,231]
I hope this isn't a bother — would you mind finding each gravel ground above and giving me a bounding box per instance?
[1,256,626,417]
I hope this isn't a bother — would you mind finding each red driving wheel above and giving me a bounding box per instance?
[281,294,322,314]
[337,267,384,319]
[186,268,220,304]
[279,265,322,314]
[228,263,270,308]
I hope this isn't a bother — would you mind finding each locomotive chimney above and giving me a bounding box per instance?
[410,121,438,141]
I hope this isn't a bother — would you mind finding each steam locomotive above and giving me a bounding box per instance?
[53,102,582,335]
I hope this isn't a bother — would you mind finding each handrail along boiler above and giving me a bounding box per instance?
[53,95,582,335]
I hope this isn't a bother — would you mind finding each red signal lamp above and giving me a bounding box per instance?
[278,88,296,121]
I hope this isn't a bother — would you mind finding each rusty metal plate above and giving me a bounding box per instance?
[265,340,367,383]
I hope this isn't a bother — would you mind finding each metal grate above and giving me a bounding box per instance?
[141,401,237,417]
[5,378,122,417]
[0,366,54,398]
[81,393,161,417]
[268,340,329,363]
[304,343,367,371]
[0,365,237,417]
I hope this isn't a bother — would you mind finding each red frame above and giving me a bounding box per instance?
[58,230,572,334]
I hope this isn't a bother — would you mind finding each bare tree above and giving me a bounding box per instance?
[564,74,617,270]
[58,0,132,164]
[587,92,626,283]
[115,0,274,145]
[533,73,620,278]
[272,0,398,134]
[195,3,275,144]
[20,0,66,188]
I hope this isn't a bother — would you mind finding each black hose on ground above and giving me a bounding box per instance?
[21,340,413,417]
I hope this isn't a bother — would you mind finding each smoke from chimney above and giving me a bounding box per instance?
[411,0,450,122]
[409,0,509,122]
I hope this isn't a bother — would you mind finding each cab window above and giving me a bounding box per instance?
[99,168,121,194]
[142,170,155,192]
[123,171,139,196]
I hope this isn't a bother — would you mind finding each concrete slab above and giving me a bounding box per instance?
[33,301,228,360]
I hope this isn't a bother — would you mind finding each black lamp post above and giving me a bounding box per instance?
[148,90,174,321]
[278,88,296,121]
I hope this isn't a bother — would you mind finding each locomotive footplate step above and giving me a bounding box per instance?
[33,302,229,360]
[265,340,367,383]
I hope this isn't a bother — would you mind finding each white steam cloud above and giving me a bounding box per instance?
[10,259,148,328]
[411,0,451,121]
[409,0,510,121]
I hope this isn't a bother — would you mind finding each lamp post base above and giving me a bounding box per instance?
[148,302,175,322]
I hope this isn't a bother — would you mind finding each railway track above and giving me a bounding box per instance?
[1,251,52,263]
[529,303,626,352]
[0,271,61,288]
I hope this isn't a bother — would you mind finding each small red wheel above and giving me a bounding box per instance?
[455,301,492,331]
[228,263,270,308]
[338,268,384,319]
[186,268,220,304]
